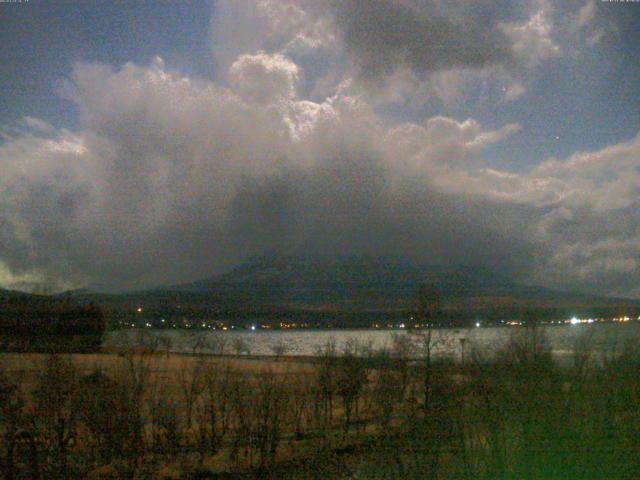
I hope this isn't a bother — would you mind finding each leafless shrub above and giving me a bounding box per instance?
[32,354,79,478]
[147,376,182,458]
[228,371,253,465]
[288,371,315,440]
[270,339,289,359]
[410,284,440,409]
[188,332,210,355]
[232,337,251,356]
[389,333,413,399]
[158,335,173,356]
[155,392,183,455]
[497,321,554,376]
[313,339,338,431]
[336,339,369,436]
[76,369,136,465]
[0,367,31,479]
[176,358,205,430]
[372,349,402,428]
[209,333,227,355]
[199,362,233,457]
[113,330,160,472]
[252,369,289,468]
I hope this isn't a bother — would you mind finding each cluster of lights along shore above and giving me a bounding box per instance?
[119,307,640,330]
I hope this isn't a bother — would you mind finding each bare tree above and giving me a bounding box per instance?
[336,339,368,437]
[32,355,79,478]
[314,339,338,430]
[76,369,136,465]
[232,337,250,356]
[189,332,210,355]
[390,333,413,399]
[176,358,205,430]
[288,371,314,440]
[209,333,227,355]
[372,348,401,429]
[158,335,173,356]
[228,371,253,466]
[253,369,289,468]
[114,330,159,472]
[270,339,289,360]
[411,284,440,409]
[0,368,28,480]
[200,362,233,456]
[159,395,183,455]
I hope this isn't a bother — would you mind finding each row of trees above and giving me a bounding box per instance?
[0,296,105,352]
[0,330,426,478]
[2,318,639,478]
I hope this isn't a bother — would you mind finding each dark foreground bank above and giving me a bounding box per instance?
[1,325,639,479]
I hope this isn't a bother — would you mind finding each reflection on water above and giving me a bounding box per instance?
[105,322,640,360]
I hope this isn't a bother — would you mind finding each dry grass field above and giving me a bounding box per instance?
[2,327,640,479]
[0,343,388,479]
[0,352,314,384]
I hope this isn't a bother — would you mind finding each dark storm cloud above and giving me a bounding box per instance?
[329,0,512,81]
[225,148,538,279]
[0,58,536,291]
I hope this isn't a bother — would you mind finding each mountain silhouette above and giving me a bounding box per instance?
[172,254,636,313]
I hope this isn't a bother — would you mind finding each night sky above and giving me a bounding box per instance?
[1,0,639,296]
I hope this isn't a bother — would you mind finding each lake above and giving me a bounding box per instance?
[105,321,640,362]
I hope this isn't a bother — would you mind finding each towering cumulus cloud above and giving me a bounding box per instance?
[0,0,638,297]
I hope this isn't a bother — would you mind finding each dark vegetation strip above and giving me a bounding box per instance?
[1,322,640,479]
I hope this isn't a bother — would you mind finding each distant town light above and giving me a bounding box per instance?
[136,307,142,313]
[570,317,579,325]
[251,325,256,331]
[475,322,481,328]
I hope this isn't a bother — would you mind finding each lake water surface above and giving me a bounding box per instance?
[105,322,640,361]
